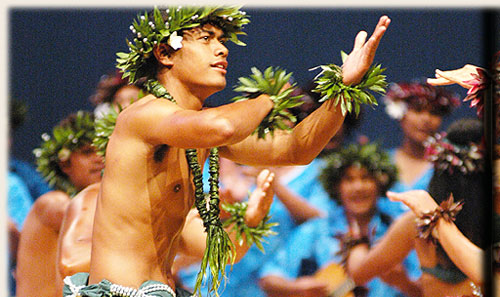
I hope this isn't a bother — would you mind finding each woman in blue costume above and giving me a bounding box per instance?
[347,118,485,297]
[258,141,421,297]
[378,81,460,218]
[376,81,462,285]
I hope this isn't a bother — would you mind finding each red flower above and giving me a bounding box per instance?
[463,67,489,118]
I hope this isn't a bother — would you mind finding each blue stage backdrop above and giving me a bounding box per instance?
[9,7,495,164]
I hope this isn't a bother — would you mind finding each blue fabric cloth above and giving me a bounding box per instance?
[377,148,434,219]
[7,171,33,229]
[259,207,405,297]
[9,158,51,201]
[180,158,335,297]
[376,148,428,283]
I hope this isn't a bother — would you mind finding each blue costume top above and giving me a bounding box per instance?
[179,158,334,297]
[8,171,34,229]
[377,148,434,219]
[9,158,51,201]
[259,206,404,297]
[376,148,429,284]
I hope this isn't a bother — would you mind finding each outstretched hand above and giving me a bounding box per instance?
[341,15,391,86]
[245,169,275,227]
[387,190,439,217]
[427,64,481,89]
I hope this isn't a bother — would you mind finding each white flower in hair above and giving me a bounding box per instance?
[168,31,183,50]
[58,148,72,162]
[384,99,407,120]
[94,102,112,120]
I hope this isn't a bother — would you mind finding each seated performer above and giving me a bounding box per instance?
[259,141,421,297]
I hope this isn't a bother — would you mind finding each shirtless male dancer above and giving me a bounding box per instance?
[63,6,390,297]
[16,111,103,297]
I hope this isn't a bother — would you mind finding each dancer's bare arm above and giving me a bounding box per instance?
[178,169,274,262]
[8,217,20,261]
[57,183,99,279]
[260,275,329,297]
[220,16,391,166]
[121,94,272,149]
[347,212,416,285]
[388,190,483,285]
[37,191,70,232]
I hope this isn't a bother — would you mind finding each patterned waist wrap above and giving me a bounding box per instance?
[63,272,194,297]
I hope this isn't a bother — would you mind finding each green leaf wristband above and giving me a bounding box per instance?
[310,52,388,116]
[231,66,304,139]
[221,201,278,252]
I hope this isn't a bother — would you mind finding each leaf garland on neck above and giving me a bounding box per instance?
[133,79,233,297]
[186,147,234,297]
[94,78,278,296]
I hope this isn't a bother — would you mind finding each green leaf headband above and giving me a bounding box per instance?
[33,111,96,196]
[116,6,250,83]
[319,141,398,203]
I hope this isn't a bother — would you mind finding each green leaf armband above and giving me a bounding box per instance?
[231,66,304,139]
[221,201,278,253]
[310,54,388,116]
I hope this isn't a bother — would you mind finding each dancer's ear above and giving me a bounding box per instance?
[153,44,174,68]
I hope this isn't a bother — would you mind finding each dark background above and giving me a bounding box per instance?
[8,7,499,164]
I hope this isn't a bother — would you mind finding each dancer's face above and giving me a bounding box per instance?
[112,85,140,110]
[339,165,379,217]
[400,108,442,145]
[61,144,104,191]
[169,24,229,98]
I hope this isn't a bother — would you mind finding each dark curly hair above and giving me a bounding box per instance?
[427,118,486,273]
[89,70,145,106]
[428,118,485,248]
[319,142,398,204]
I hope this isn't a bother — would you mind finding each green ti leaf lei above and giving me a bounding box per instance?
[231,66,304,139]
[33,110,96,197]
[93,78,279,296]
[186,147,234,297]
[103,79,248,297]
[221,202,278,253]
[310,51,388,116]
[116,6,250,84]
